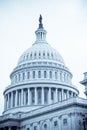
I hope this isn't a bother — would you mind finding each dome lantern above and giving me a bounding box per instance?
[34,15,47,44]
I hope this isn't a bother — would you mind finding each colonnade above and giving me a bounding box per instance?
[4,87,77,111]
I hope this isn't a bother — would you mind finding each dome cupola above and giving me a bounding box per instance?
[35,14,47,44]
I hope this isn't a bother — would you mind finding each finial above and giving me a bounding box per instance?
[39,14,43,28]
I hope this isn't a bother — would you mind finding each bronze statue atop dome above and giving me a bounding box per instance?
[39,14,43,28]
[39,14,42,24]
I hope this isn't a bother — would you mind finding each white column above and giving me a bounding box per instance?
[15,90,18,107]
[55,88,58,102]
[11,92,13,108]
[48,87,51,104]
[35,87,37,105]
[21,89,24,106]
[42,87,44,104]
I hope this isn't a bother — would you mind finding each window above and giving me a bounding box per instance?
[47,53,49,58]
[63,119,67,125]
[49,71,52,79]
[44,124,47,129]
[34,53,36,59]
[33,71,35,78]
[55,72,57,79]
[27,72,30,79]
[38,71,41,78]
[39,52,41,58]
[43,52,45,58]
[34,126,37,130]
[44,71,47,78]
[18,73,20,81]
[30,53,32,59]
[54,121,58,127]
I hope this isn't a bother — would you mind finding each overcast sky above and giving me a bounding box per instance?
[0,0,87,115]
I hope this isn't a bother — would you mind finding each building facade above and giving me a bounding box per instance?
[0,15,87,130]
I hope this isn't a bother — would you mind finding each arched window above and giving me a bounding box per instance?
[47,53,49,58]
[38,71,41,78]
[44,124,47,130]
[27,72,30,79]
[49,71,52,79]
[39,52,41,58]
[33,71,35,78]
[30,53,32,59]
[44,71,47,78]
[63,118,67,125]
[55,72,57,79]
[34,53,36,59]
[43,52,45,58]
[54,121,58,127]
[34,126,37,130]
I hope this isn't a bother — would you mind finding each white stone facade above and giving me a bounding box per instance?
[0,16,87,130]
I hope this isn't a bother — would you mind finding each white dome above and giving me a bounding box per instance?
[3,16,79,114]
[18,43,65,66]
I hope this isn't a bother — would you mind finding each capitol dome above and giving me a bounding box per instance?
[18,42,65,66]
[3,15,79,114]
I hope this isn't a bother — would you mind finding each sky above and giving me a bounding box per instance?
[0,0,87,115]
